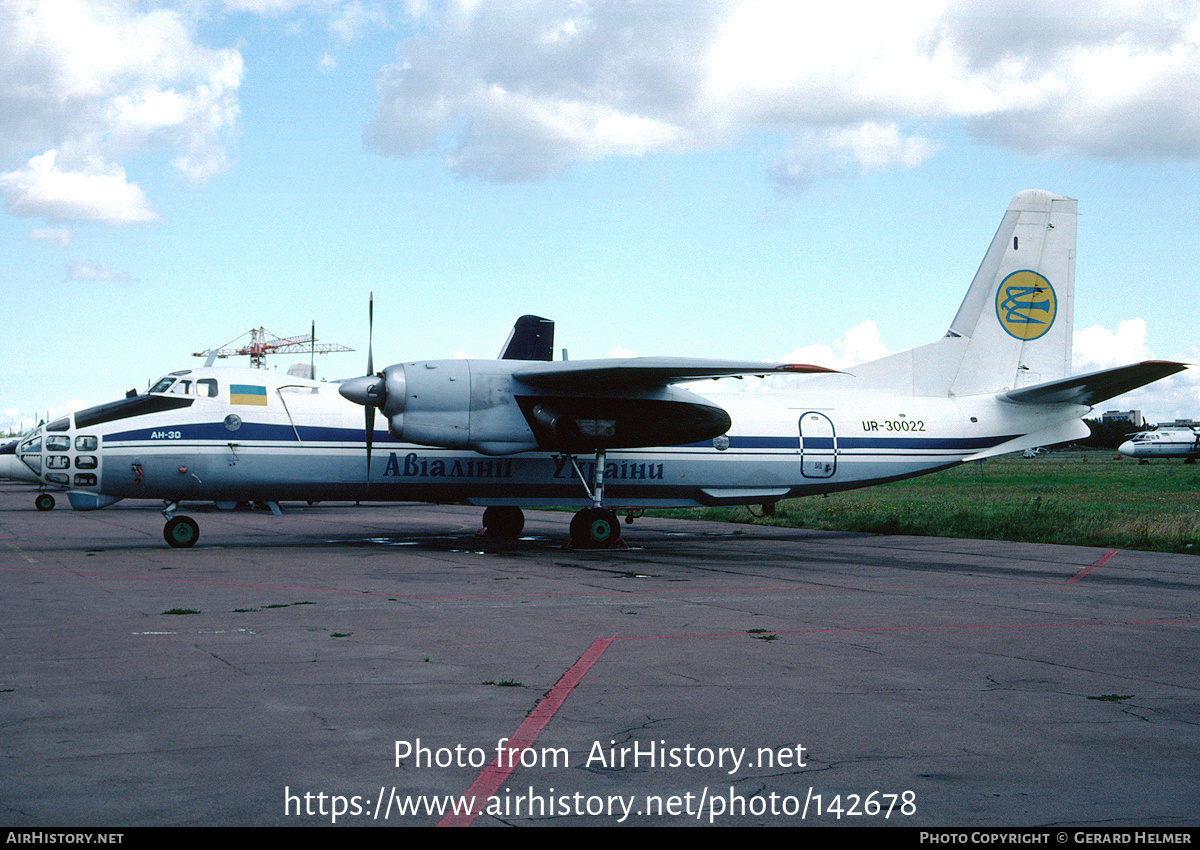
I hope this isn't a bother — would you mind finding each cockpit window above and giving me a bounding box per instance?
[75,395,193,429]
[151,376,217,397]
[46,417,70,432]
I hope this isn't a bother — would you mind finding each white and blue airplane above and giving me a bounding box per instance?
[1118,427,1200,462]
[10,190,1186,548]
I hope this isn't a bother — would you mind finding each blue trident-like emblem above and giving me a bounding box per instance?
[1000,284,1051,326]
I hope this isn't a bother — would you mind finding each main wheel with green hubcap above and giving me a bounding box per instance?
[569,508,621,548]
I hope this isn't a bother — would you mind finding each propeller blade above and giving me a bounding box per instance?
[366,293,377,486]
[366,406,374,482]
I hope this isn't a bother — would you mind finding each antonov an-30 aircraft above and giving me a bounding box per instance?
[11,190,1186,549]
[1118,428,1200,462]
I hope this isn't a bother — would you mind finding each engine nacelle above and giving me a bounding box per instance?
[388,360,470,449]
[381,360,541,455]
[351,358,733,456]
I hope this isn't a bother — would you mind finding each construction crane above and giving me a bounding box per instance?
[194,326,353,370]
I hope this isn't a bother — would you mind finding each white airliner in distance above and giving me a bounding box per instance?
[1,439,39,485]
[1119,428,1200,462]
[10,190,1187,548]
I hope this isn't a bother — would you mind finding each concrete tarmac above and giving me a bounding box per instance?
[0,482,1197,827]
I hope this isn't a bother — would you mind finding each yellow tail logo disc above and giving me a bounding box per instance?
[996,270,1056,340]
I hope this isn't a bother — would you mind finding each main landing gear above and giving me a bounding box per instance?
[569,506,621,548]
[564,448,626,548]
[481,505,525,539]
[478,450,627,548]
[480,504,623,548]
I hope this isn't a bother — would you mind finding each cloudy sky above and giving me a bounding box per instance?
[3,0,1199,433]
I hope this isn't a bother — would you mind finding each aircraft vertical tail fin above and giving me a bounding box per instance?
[499,315,555,361]
[849,190,1077,397]
[945,189,1076,396]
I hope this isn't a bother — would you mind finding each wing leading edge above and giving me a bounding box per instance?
[512,357,836,390]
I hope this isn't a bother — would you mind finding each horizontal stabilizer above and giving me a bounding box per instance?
[513,357,836,389]
[1001,361,1189,407]
[963,418,1092,462]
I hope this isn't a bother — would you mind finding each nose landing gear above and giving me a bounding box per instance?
[161,502,199,548]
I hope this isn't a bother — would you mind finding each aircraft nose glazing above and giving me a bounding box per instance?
[340,374,386,408]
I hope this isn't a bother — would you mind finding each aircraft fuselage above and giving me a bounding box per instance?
[16,366,1085,512]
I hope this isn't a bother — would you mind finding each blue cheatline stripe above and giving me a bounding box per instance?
[103,422,399,444]
[720,434,1012,451]
[101,421,1017,454]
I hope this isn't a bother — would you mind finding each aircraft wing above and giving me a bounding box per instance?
[1001,360,1189,407]
[511,357,835,390]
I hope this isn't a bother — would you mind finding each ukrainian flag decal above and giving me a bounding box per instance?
[996,270,1056,341]
[230,384,268,406]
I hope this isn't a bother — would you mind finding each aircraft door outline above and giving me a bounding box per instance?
[799,411,836,479]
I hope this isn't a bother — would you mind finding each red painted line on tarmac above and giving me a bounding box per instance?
[437,635,615,828]
[1067,549,1119,583]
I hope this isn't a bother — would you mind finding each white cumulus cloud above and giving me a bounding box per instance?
[0,0,243,223]
[778,320,891,369]
[364,0,1200,185]
[1,150,156,224]
[1073,318,1153,372]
